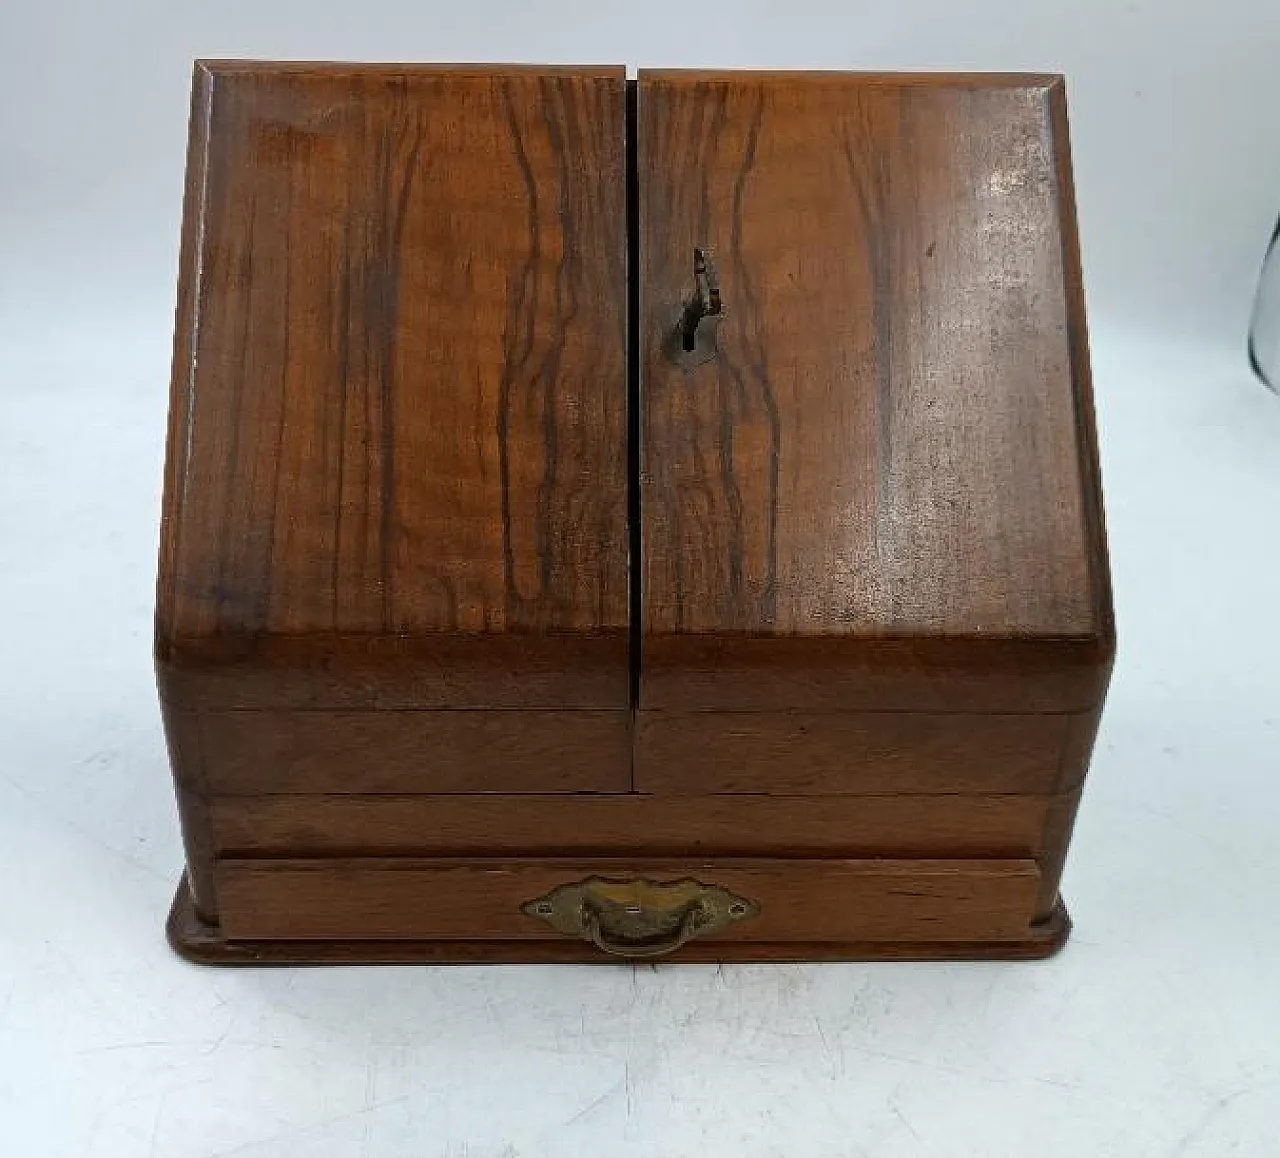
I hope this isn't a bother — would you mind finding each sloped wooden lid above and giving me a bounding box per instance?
[638,71,1113,712]
[156,62,629,709]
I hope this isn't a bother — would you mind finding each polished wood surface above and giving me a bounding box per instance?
[156,65,1113,963]
[210,791,1072,857]
[637,71,1113,712]
[162,705,218,918]
[157,62,629,709]
[636,710,1081,794]
[158,634,627,711]
[188,708,631,794]
[639,635,1112,714]
[213,856,1041,943]
[170,878,1070,963]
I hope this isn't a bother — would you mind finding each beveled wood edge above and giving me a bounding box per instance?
[166,876,1071,966]
[1046,79,1118,655]
[637,69,1063,89]
[155,61,216,671]
[635,634,1114,714]
[196,61,627,80]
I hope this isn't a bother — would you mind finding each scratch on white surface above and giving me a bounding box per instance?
[560,1074,628,1128]
[845,1041,1089,1093]
[1031,1074,1089,1092]
[811,1014,843,1076]
[146,1090,169,1158]
[199,1097,413,1158]
[48,942,119,1023]
[1166,1089,1251,1158]
[481,984,505,1032]
[1132,801,1258,893]
[359,1056,378,1158]
[0,766,168,884]
[890,1099,921,1142]
[198,1014,235,1057]
[76,1040,175,1056]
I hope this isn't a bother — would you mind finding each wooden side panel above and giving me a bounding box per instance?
[215,857,1042,944]
[191,709,631,794]
[638,71,1112,713]
[210,792,1062,857]
[158,704,218,918]
[634,710,1080,794]
[1034,785,1086,920]
[157,62,630,710]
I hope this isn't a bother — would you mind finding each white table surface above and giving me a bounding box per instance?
[3,2,1280,1154]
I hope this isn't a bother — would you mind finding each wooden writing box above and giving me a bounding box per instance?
[158,63,1113,963]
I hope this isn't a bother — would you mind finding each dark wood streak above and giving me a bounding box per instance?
[258,170,290,635]
[669,86,731,630]
[534,76,574,616]
[216,196,252,624]
[632,70,1109,934]
[330,199,353,629]
[159,64,629,710]
[711,89,748,607]
[637,69,1111,722]
[724,90,778,625]
[838,94,897,583]
[369,111,423,631]
[640,79,779,634]
[497,79,543,620]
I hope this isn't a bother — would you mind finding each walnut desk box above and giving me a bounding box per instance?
[156,63,1114,963]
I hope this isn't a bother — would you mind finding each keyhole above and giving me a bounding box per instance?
[680,246,721,351]
[681,305,703,351]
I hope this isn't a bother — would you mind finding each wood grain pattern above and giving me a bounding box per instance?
[155,65,1113,962]
[209,791,1071,857]
[639,634,1112,714]
[638,70,1113,712]
[634,710,1082,795]
[170,877,1070,963]
[191,709,630,794]
[1035,783,1086,920]
[156,62,629,709]
[159,708,218,917]
[213,856,1042,944]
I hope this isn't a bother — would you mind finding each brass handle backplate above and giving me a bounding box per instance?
[521,876,759,959]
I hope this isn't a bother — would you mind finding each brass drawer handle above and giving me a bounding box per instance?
[522,876,759,959]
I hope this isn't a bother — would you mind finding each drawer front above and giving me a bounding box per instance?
[635,711,1083,794]
[215,857,1041,946]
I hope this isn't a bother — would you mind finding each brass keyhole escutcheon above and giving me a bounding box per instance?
[522,876,759,958]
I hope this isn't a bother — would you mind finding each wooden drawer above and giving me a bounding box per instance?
[214,857,1042,947]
